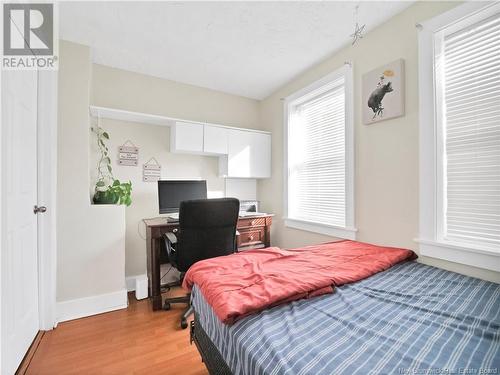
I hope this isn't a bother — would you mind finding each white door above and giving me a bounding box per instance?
[1,69,40,374]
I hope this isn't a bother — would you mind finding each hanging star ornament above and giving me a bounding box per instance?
[350,22,366,45]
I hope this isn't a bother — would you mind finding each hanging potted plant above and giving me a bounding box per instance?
[91,124,132,207]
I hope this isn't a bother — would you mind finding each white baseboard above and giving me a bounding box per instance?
[57,289,128,323]
[125,275,137,292]
[125,274,147,292]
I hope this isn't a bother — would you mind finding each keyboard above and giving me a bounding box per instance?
[167,213,179,220]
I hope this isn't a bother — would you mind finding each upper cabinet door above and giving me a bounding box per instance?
[227,129,252,177]
[227,129,271,178]
[171,121,204,153]
[250,132,271,178]
[204,125,228,154]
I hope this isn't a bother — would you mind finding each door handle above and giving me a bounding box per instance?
[33,205,47,214]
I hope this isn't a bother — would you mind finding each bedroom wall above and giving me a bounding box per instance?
[92,119,224,279]
[257,1,500,283]
[57,40,127,316]
[90,64,262,279]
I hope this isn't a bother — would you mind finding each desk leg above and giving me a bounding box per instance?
[265,221,271,248]
[151,238,162,311]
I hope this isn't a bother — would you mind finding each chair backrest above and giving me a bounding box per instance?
[175,198,240,272]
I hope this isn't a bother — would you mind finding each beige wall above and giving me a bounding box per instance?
[257,1,500,283]
[91,64,262,130]
[90,64,261,279]
[57,40,126,304]
[95,119,225,278]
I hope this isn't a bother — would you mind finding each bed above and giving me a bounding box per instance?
[190,261,500,375]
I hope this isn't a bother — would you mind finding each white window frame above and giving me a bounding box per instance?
[417,2,500,272]
[283,64,356,239]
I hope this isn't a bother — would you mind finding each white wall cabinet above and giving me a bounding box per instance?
[225,129,271,178]
[170,121,204,153]
[170,121,271,179]
[227,129,252,177]
[249,131,271,178]
[92,107,272,178]
[204,124,228,154]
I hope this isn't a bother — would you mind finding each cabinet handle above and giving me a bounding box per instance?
[248,235,254,241]
[251,220,255,226]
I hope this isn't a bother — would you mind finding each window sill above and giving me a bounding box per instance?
[284,218,357,240]
[415,239,500,272]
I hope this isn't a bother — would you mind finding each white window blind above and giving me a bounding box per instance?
[442,13,500,250]
[287,77,346,227]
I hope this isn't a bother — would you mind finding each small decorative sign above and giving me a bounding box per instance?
[143,157,161,182]
[118,140,139,166]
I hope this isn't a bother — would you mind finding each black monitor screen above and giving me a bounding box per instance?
[158,180,207,214]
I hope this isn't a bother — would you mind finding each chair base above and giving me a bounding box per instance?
[163,293,193,329]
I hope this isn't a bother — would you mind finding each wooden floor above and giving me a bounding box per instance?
[26,291,209,375]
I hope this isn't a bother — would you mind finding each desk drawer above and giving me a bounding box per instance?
[238,217,266,228]
[238,228,265,248]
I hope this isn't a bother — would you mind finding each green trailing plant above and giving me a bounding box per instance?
[91,124,132,207]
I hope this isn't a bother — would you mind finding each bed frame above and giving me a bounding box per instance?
[190,313,233,375]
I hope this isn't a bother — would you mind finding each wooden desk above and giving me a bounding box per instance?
[144,214,273,311]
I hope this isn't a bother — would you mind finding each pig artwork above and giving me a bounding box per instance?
[368,77,393,120]
[362,59,405,124]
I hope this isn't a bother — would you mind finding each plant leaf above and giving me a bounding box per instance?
[96,180,105,187]
[102,132,109,139]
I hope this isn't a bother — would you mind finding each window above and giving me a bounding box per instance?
[284,65,355,239]
[418,2,500,271]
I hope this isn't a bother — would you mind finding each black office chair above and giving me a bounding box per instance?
[162,197,240,329]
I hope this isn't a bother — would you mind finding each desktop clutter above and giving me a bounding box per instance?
[143,180,273,328]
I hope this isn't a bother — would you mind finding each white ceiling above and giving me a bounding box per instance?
[60,1,413,100]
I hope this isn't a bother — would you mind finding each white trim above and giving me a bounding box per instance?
[0,68,3,375]
[89,105,271,135]
[126,274,149,300]
[283,64,356,239]
[37,70,58,330]
[56,289,128,323]
[124,274,148,292]
[284,218,357,240]
[417,1,500,270]
[416,239,500,273]
[344,65,355,230]
[419,2,499,33]
[125,275,137,292]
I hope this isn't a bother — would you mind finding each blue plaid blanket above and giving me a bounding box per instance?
[191,261,500,375]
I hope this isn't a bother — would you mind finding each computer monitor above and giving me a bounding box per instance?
[158,180,207,214]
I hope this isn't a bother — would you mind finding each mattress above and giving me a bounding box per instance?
[191,261,500,375]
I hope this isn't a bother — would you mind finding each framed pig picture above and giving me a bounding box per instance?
[362,59,405,124]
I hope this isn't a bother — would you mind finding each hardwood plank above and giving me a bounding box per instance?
[16,331,45,375]
[26,292,209,375]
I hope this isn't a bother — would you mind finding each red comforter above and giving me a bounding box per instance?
[183,240,416,324]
